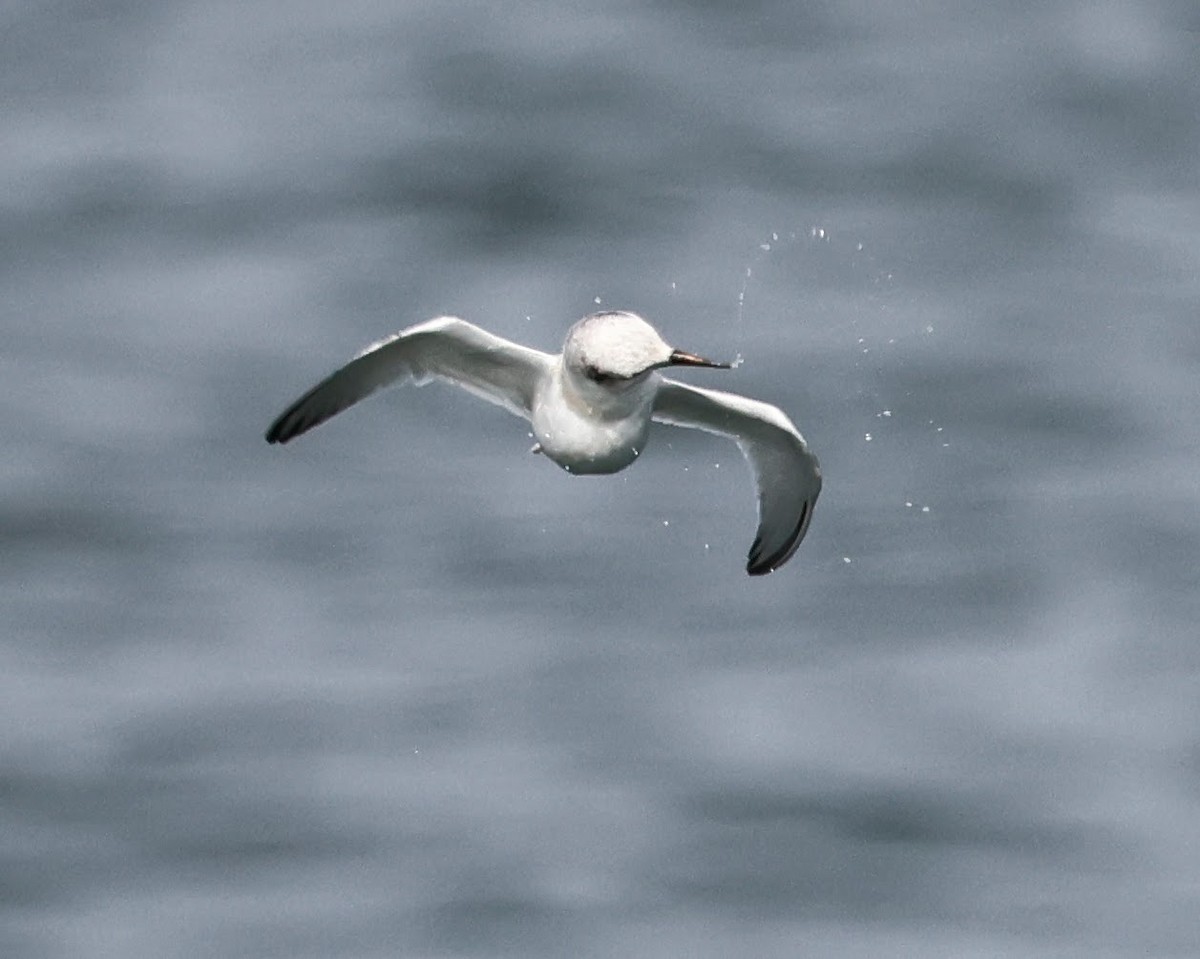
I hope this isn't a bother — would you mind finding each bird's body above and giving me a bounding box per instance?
[266,311,821,575]
[531,333,660,474]
[530,363,652,474]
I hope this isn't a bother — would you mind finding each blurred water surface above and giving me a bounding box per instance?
[4,1,1200,956]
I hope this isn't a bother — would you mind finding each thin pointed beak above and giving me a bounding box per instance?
[667,349,731,370]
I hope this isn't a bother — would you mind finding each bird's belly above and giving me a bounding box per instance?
[532,409,647,475]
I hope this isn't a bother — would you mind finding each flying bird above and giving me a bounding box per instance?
[266,311,821,574]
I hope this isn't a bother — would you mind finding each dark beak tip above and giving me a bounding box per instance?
[668,349,732,370]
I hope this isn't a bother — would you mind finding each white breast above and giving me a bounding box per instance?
[531,371,652,475]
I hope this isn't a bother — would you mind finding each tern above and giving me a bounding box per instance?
[266,311,821,575]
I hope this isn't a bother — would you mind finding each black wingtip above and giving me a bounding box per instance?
[265,408,316,445]
[745,535,770,576]
[744,501,812,577]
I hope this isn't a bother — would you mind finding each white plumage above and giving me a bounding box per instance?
[266,311,821,575]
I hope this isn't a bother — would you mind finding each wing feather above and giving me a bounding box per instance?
[265,317,552,444]
[652,378,821,575]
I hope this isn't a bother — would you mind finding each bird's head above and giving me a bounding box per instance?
[562,311,729,392]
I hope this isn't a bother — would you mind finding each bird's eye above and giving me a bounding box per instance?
[584,364,615,384]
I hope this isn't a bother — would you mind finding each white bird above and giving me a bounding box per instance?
[266,311,821,575]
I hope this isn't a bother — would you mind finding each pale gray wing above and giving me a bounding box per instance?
[266,317,553,444]
[653,378,822,576]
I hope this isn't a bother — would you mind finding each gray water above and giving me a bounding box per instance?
[4,1,1200,956]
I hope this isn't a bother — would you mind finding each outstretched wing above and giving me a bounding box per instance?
[652,378,821,575]
[265,317,553,444]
